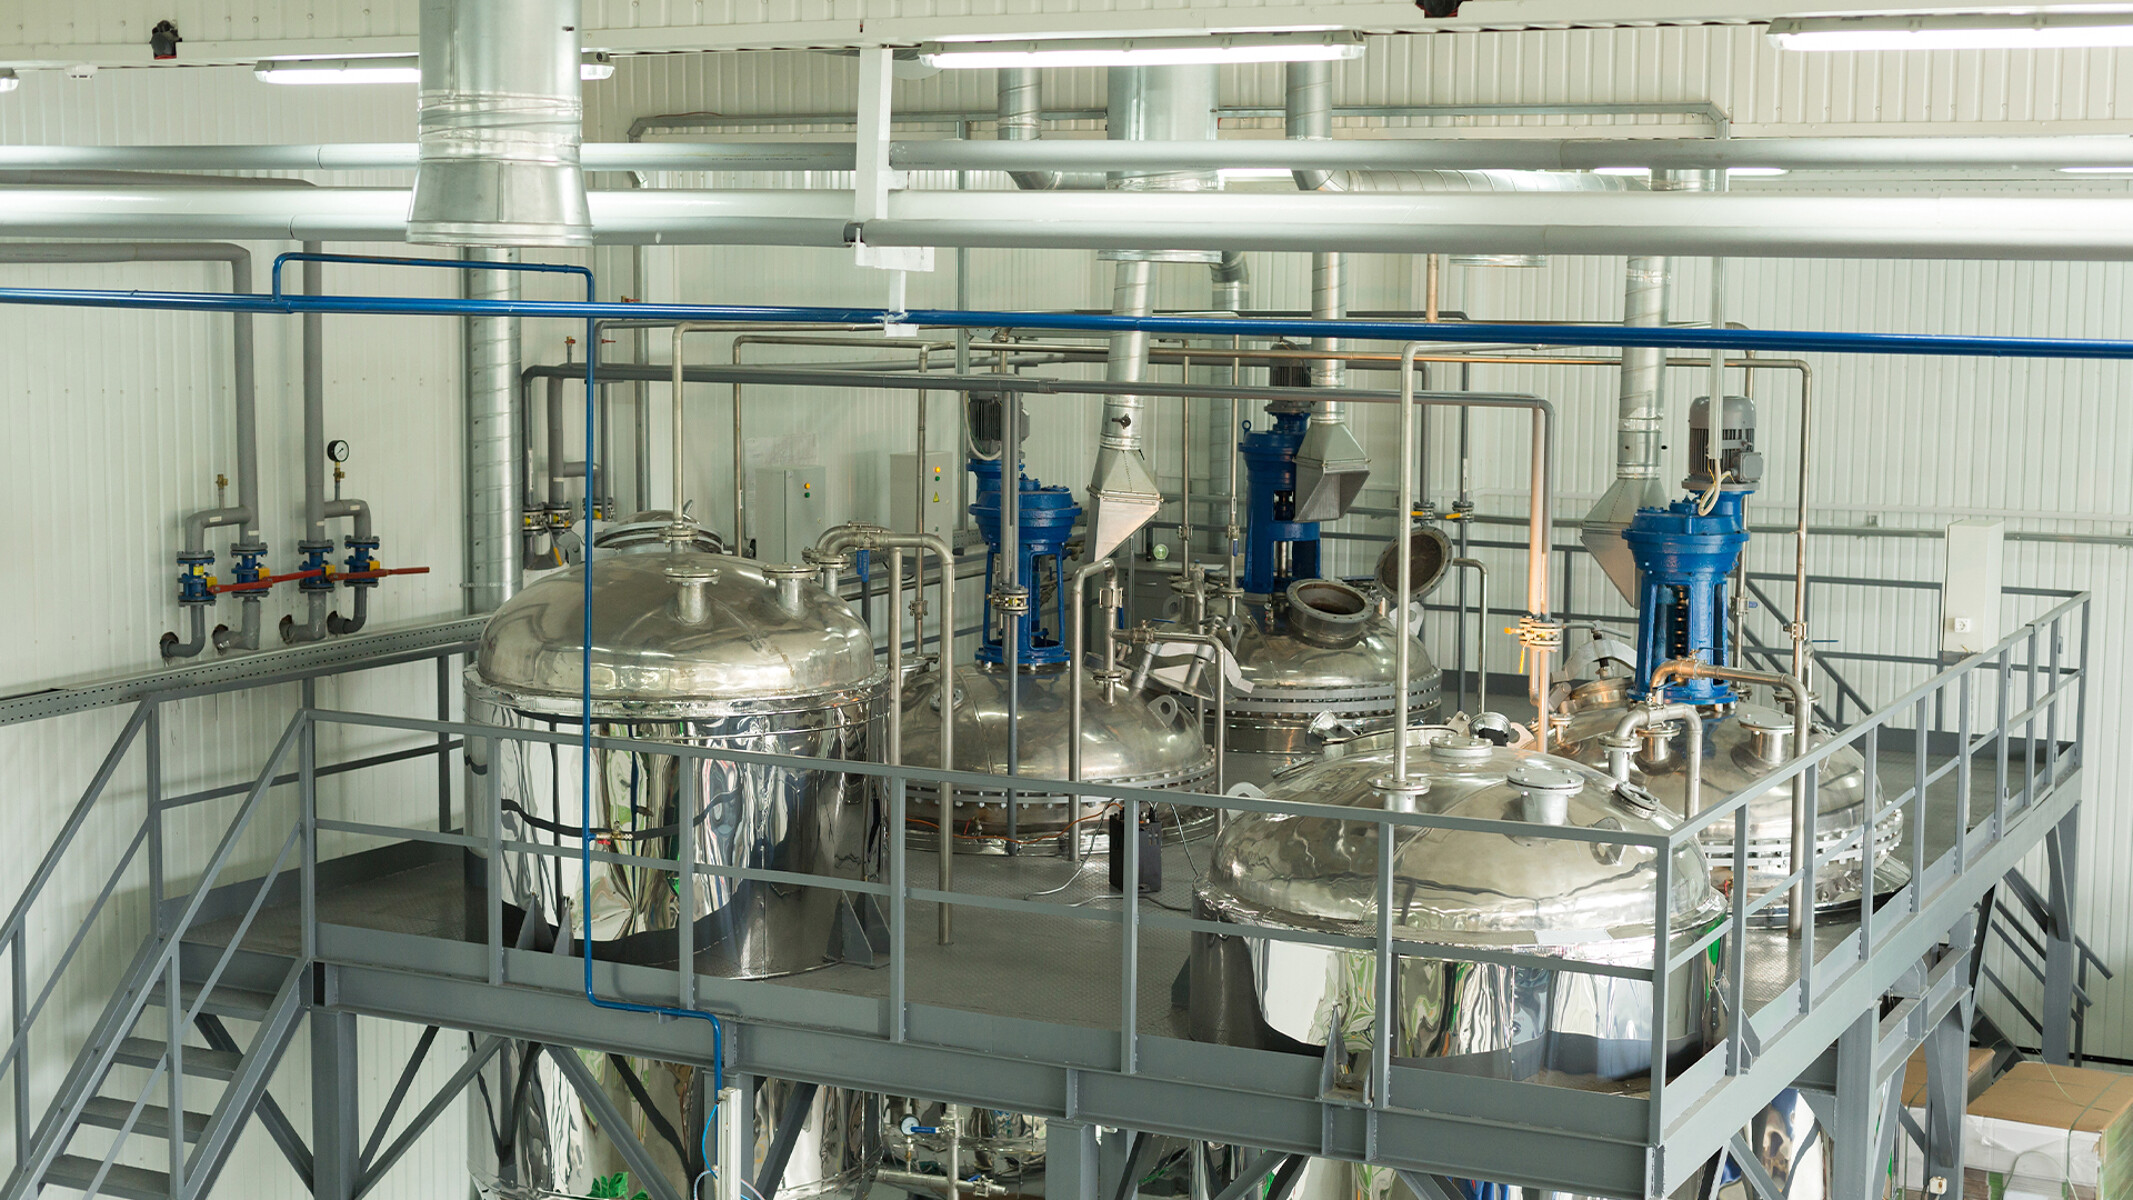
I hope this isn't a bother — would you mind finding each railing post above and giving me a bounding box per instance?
[678,756,698,1011]
[486,731,504,988]
[300,683,318,964]
[2025,626,2040,812]
[1798,766,1817,1013]
[436,653,454,834]
[146,701,163,935]
[1372,815,1395,1110]
[11,933,26,1170]
[1994,648,2010,841]
[1648,837,1670,1146]
[1910,696,1927,911]
[2046,614,2062,790]
[889,776,907,1044]
[1859,720,1877,963]
[1956,673,1972,872]
[165,950,184,1199]
[1120,794,1140,1075]
[1726,808,1748,1076]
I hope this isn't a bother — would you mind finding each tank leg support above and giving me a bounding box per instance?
[1046,1120,1099,1200]
[1815,1010,1906,1200]
[312,1009,361,1200]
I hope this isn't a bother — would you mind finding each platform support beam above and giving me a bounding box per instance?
[2041,809,2081,1064]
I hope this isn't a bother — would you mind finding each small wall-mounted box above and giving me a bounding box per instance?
[890,452,958,545]
[1941,519,2005,661]
[752,464,825,563]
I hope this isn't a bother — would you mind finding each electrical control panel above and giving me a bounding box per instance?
[890,451,958,544]
[1941,519,2005,661]
[752,464,825,563]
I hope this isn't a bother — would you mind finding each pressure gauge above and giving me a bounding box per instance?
[326,440,351,463]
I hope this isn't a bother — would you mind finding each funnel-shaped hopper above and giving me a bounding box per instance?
[1581,476,1671,605]
[1084,444,1163,562]
[1292,420,1371,523]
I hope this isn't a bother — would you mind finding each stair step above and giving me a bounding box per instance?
[112,1038,244,1082]
[45,1154,173,1200]
[77,1096,211,1143]
[145,980,276,1023]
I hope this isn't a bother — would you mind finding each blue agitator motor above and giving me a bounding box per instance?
[1620,395,1764,704]
[969,457,1081,667]
[1237,406,1320,597]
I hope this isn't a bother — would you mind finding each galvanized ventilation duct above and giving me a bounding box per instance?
[1084,65,1220,562]
[1581,170,1715,603]
[407,0,593,247]
[1284,62,1369,522]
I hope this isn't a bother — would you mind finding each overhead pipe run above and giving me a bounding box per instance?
[27,134,2133,174]
[26,186,2133,259]
[407,0,592,246]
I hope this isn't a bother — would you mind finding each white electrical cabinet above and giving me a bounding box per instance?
[752,464,826,563]
[891,451,959,543]
[1941,519,2005,661]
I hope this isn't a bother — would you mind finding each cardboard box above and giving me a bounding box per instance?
[1903,1063,2133,1200]
[1900,1047,1997,1106]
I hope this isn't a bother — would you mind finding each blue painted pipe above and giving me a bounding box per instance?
[4,283,2133,359]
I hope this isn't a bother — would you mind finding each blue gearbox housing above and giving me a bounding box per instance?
[970,457,1080,667]
[1621,490,1750,704]
[1237,408,1321,597]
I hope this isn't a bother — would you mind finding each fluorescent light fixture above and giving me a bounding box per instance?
[1218,166,1302,181]
[0,70,17,94]
[1769,11,2133,51]
[1592,166,1648,176]
[2060,165,2133,173]
[254,57,422,85]
[256,51,616,84]
[917,31,1366,69]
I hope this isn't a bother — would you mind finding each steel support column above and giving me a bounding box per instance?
[1047,1120,1099,1200]
[310,1007,360,1200]
[1919,986,1971,1192]
[2042,808,2082,1063]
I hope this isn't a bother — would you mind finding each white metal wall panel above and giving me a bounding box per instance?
[0,66,470,1199]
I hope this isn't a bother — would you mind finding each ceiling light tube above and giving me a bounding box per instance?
[918,31,1366,69]
[0,70,18,94]
[1769,12,2133,51]
[256,51,616,84]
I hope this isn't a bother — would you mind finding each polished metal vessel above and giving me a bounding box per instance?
[465,550,885,1200]
[1221,578,1444,787]
[1190,730,1725,1085]
[1548,677,1908,920]
[898,663,1216,852]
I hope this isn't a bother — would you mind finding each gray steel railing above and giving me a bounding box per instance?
[287,588,2086,1195]
[0,587,2087,1197]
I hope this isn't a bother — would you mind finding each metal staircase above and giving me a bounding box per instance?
[35,960,304,1200]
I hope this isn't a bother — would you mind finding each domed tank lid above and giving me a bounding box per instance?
[475,551,879,703]
[1199,738,1721,947]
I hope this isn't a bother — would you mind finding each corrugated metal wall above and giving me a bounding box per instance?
[4,28,2133,1196]
[0,67,471,1199]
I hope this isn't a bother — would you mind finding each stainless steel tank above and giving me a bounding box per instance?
[1548,677,1908,921]
[1221,577,1444,787]
[898,662,1216,853]
[1189,729,1725,1085]
[465,550,886,1200]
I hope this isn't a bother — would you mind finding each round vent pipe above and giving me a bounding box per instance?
[408,0,593,247]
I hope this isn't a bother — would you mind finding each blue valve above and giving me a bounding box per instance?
[298,541,335,593]
[230,543,269,596]
[342,536,382,588]
[176,551,216,605]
